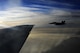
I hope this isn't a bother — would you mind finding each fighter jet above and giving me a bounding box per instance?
[0,25,33,53]
[49,21,66,25]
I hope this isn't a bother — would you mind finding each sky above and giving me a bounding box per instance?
[0,0,80,28]
[0,0,80,10]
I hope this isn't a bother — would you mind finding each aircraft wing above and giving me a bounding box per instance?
[0,25,33,53]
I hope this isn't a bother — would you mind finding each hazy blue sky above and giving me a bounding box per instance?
[0,0,80,10]
[0,0,80,28]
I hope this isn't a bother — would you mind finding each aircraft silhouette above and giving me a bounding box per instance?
[0,25,33,53]
[49,21,66,25]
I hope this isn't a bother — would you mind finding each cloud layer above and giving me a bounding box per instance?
[0,0,79,28]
